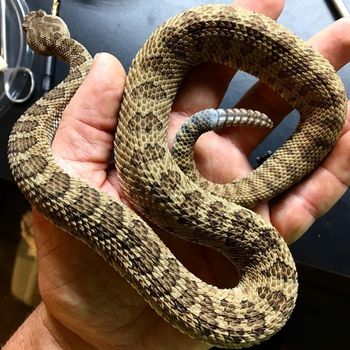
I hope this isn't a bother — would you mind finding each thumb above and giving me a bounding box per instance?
[51,53,126,188]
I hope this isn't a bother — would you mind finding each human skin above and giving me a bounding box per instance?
[4,0,350,349]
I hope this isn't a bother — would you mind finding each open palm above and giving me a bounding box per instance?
[18,0,350,349]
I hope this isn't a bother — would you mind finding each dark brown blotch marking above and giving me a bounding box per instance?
[131,255,155,276]
[269,290,288,312]
[257,286,293,313]
[260,256,297,282]
[45,24,61,33]
[97,201,125,237]
[46,171,71,199]
[132,81,167,100]
[321,113,345,134]
[206,200,225,230]
[130,219,161,258]
[280,296,297,320]
[129,151,142,171]
[14,120,39,133]
[46,87,66,101]
[25,104,49,116]
[183,190,204,208]
[161,26,193,60]
[9,136,37,153]
[142,143,167,162]
[240,299,255,310]
[172,296,189,314]
[139,55,179,76]
[160,169,182,188]
[75,185,101,217]
[12,154,48,179]
[185,278,199,300]
[257,286,270,300]
[159,258,180,296]
[257,227,281,251]
[200,296,216,317]
[260,36,293,67]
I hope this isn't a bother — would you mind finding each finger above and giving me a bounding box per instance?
[226,17,350,153]
[168,0,285,143]
[51,53,126,188]
[310,17,350,69]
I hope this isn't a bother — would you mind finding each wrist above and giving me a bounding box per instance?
[4,303,95,350]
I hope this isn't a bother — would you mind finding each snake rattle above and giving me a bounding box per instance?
[8,5,347,349]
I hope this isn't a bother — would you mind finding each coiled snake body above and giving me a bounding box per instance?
[7,5,347,349]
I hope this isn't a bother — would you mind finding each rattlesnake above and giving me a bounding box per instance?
[7,4,347,349]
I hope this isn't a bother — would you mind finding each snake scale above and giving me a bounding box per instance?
[7,4,347,349]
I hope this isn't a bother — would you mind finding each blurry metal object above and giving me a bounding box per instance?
[328,0,350,17]
[1,0,35,103]
[2,65,35,103]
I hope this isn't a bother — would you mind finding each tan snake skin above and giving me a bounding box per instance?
[7,5,347,349]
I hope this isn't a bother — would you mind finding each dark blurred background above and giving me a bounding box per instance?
[0,0,349,348]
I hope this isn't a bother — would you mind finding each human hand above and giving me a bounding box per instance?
[6,0,350,349]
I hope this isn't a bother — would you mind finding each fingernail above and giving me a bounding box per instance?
[93,52,110,63]
[92,53,115,77]
[89,52,126,84]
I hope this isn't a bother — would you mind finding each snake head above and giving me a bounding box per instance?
[22,10,71,56]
